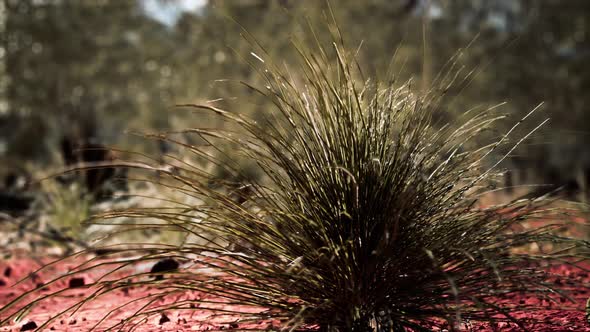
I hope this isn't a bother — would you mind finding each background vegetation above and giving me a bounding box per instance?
[1,0,589,210]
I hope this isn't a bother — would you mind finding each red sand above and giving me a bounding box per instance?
[0,256,274,332]
[0,256,589,331]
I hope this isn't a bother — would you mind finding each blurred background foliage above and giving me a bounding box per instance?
[0,0,589,200]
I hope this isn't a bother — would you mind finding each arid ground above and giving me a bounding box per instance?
[1,253,589,332]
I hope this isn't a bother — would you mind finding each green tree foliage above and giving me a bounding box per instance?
[1,0,589,191]
[1,0,177,161]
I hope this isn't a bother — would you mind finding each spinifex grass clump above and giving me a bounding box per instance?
[2,27,590,331]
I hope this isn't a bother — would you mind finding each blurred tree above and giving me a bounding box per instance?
[2,0,177,162]
[0,0,7,157]
[0,0,588,195]
[439,0,590,187]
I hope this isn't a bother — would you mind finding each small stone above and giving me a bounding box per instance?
[159,313,171,325]
[4,266,12,277]
[0,278,6,286]
[68,277,85,288]
[20,321,37,331]
[151,258,179,281]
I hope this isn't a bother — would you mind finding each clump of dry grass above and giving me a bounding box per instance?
[2,21,589,332]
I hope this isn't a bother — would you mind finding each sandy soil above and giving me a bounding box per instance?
[0,255,589,332]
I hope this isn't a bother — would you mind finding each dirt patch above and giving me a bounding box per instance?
[0,255,273,331]
[0,255,589,331]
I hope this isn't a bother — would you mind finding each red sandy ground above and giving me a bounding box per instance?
[0,254,274,332]
[0,255,589,332]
